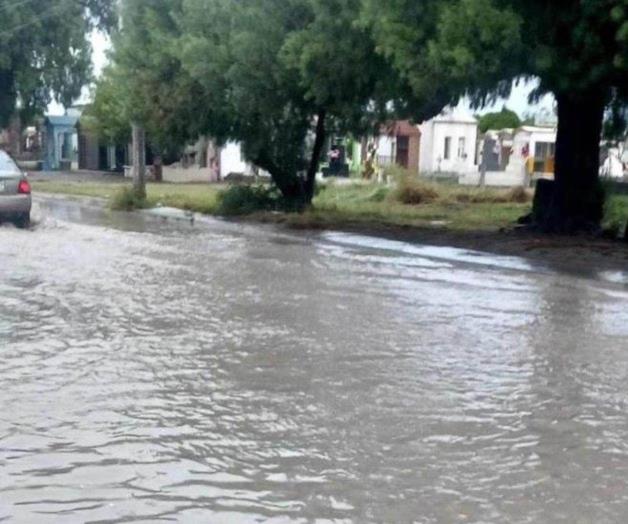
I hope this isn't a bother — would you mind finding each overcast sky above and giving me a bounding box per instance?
[48,32,555,119]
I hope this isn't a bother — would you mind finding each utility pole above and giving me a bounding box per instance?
[132,123,146,199]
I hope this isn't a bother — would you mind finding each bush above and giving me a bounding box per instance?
[392,175,440,205]
[111,186,148,211]
[454,186,532,204]
[217,184,278,215]
[383,164,416,182]
[505,186,531,203]
[603,194,628,237]
[367,186,390,203]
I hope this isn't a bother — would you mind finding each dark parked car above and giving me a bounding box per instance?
[0,150,31,228]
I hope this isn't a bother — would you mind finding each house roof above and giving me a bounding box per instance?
[381,120,421,137]
[486,128,515,135]
[517,125,557,134]
[44,115,78,127]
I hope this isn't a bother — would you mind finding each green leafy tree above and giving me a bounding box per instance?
[280,0,400,198]
[94,0,403,205]
[0,0,116,127]
[177,0,316,202]
[365,0,628,231]
[89,0,198,153]
[178,0,400,204]
[85,68,131,146]
[89,0,205,193]
[478,106,522,133]
[362,0,461,122]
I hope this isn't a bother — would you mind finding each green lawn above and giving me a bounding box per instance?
[33,180,128,199]
[33,179,223,215]
[31,177,627,234]
[308,182,530,231]
[604,194,628,232]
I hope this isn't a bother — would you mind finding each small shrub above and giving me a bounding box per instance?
[384,164,414,181]
[393,175,440,205]
[217,184,278,215]
[454,191,505,204]
[505,186,532,203]
[366,186,390,203]
[453,186,532,204]
[603,194,628,236]
[111,186,148,211]
[454,192,473,203]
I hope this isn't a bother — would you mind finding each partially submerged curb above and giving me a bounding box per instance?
[143,206,196,223]
[33,191,628,276]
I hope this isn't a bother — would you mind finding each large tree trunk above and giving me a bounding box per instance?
[304,109,327,203]
[132,123,146,199]
[255,151,304,204]
[534,90,608,232]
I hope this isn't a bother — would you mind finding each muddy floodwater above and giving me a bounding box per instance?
[1,197,628,523]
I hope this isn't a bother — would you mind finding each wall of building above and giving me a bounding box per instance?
[78,132,100,171]
[162,166,218,183]
[407,135,421,174]
[418,121,434,174]
[510,127,556,176]
[511,128,556,158]
[220,142,251,177]
[459,170,528,187]
[377,135,394,165]
[420,121,478,174]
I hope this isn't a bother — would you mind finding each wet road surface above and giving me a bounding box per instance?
[1,197,628,523]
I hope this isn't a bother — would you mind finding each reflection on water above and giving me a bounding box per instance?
[1,198,628,523]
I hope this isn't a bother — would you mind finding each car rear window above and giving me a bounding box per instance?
[0,151,20,175]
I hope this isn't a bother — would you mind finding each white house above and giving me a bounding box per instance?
[219,141,254,178]
[419,107,478,175]
[511,125,556,175]
[461,125,557,187]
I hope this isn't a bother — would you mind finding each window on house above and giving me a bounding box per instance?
[458,137,466,159]
[535,141,555,160]
[444,137,452,160]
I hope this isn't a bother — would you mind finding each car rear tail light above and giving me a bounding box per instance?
[18,179,31,194]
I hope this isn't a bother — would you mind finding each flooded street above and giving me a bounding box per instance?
[2,197,628,523]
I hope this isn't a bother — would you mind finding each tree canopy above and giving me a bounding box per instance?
[91,0,408,204]
[365,0,628,230]
[91,0,627,226]
[477,107,522,133]
[0,0,116,127]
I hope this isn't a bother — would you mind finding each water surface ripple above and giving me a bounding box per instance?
[1,198,628,523]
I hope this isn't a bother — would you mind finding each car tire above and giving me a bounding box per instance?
[13,212,30,229]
